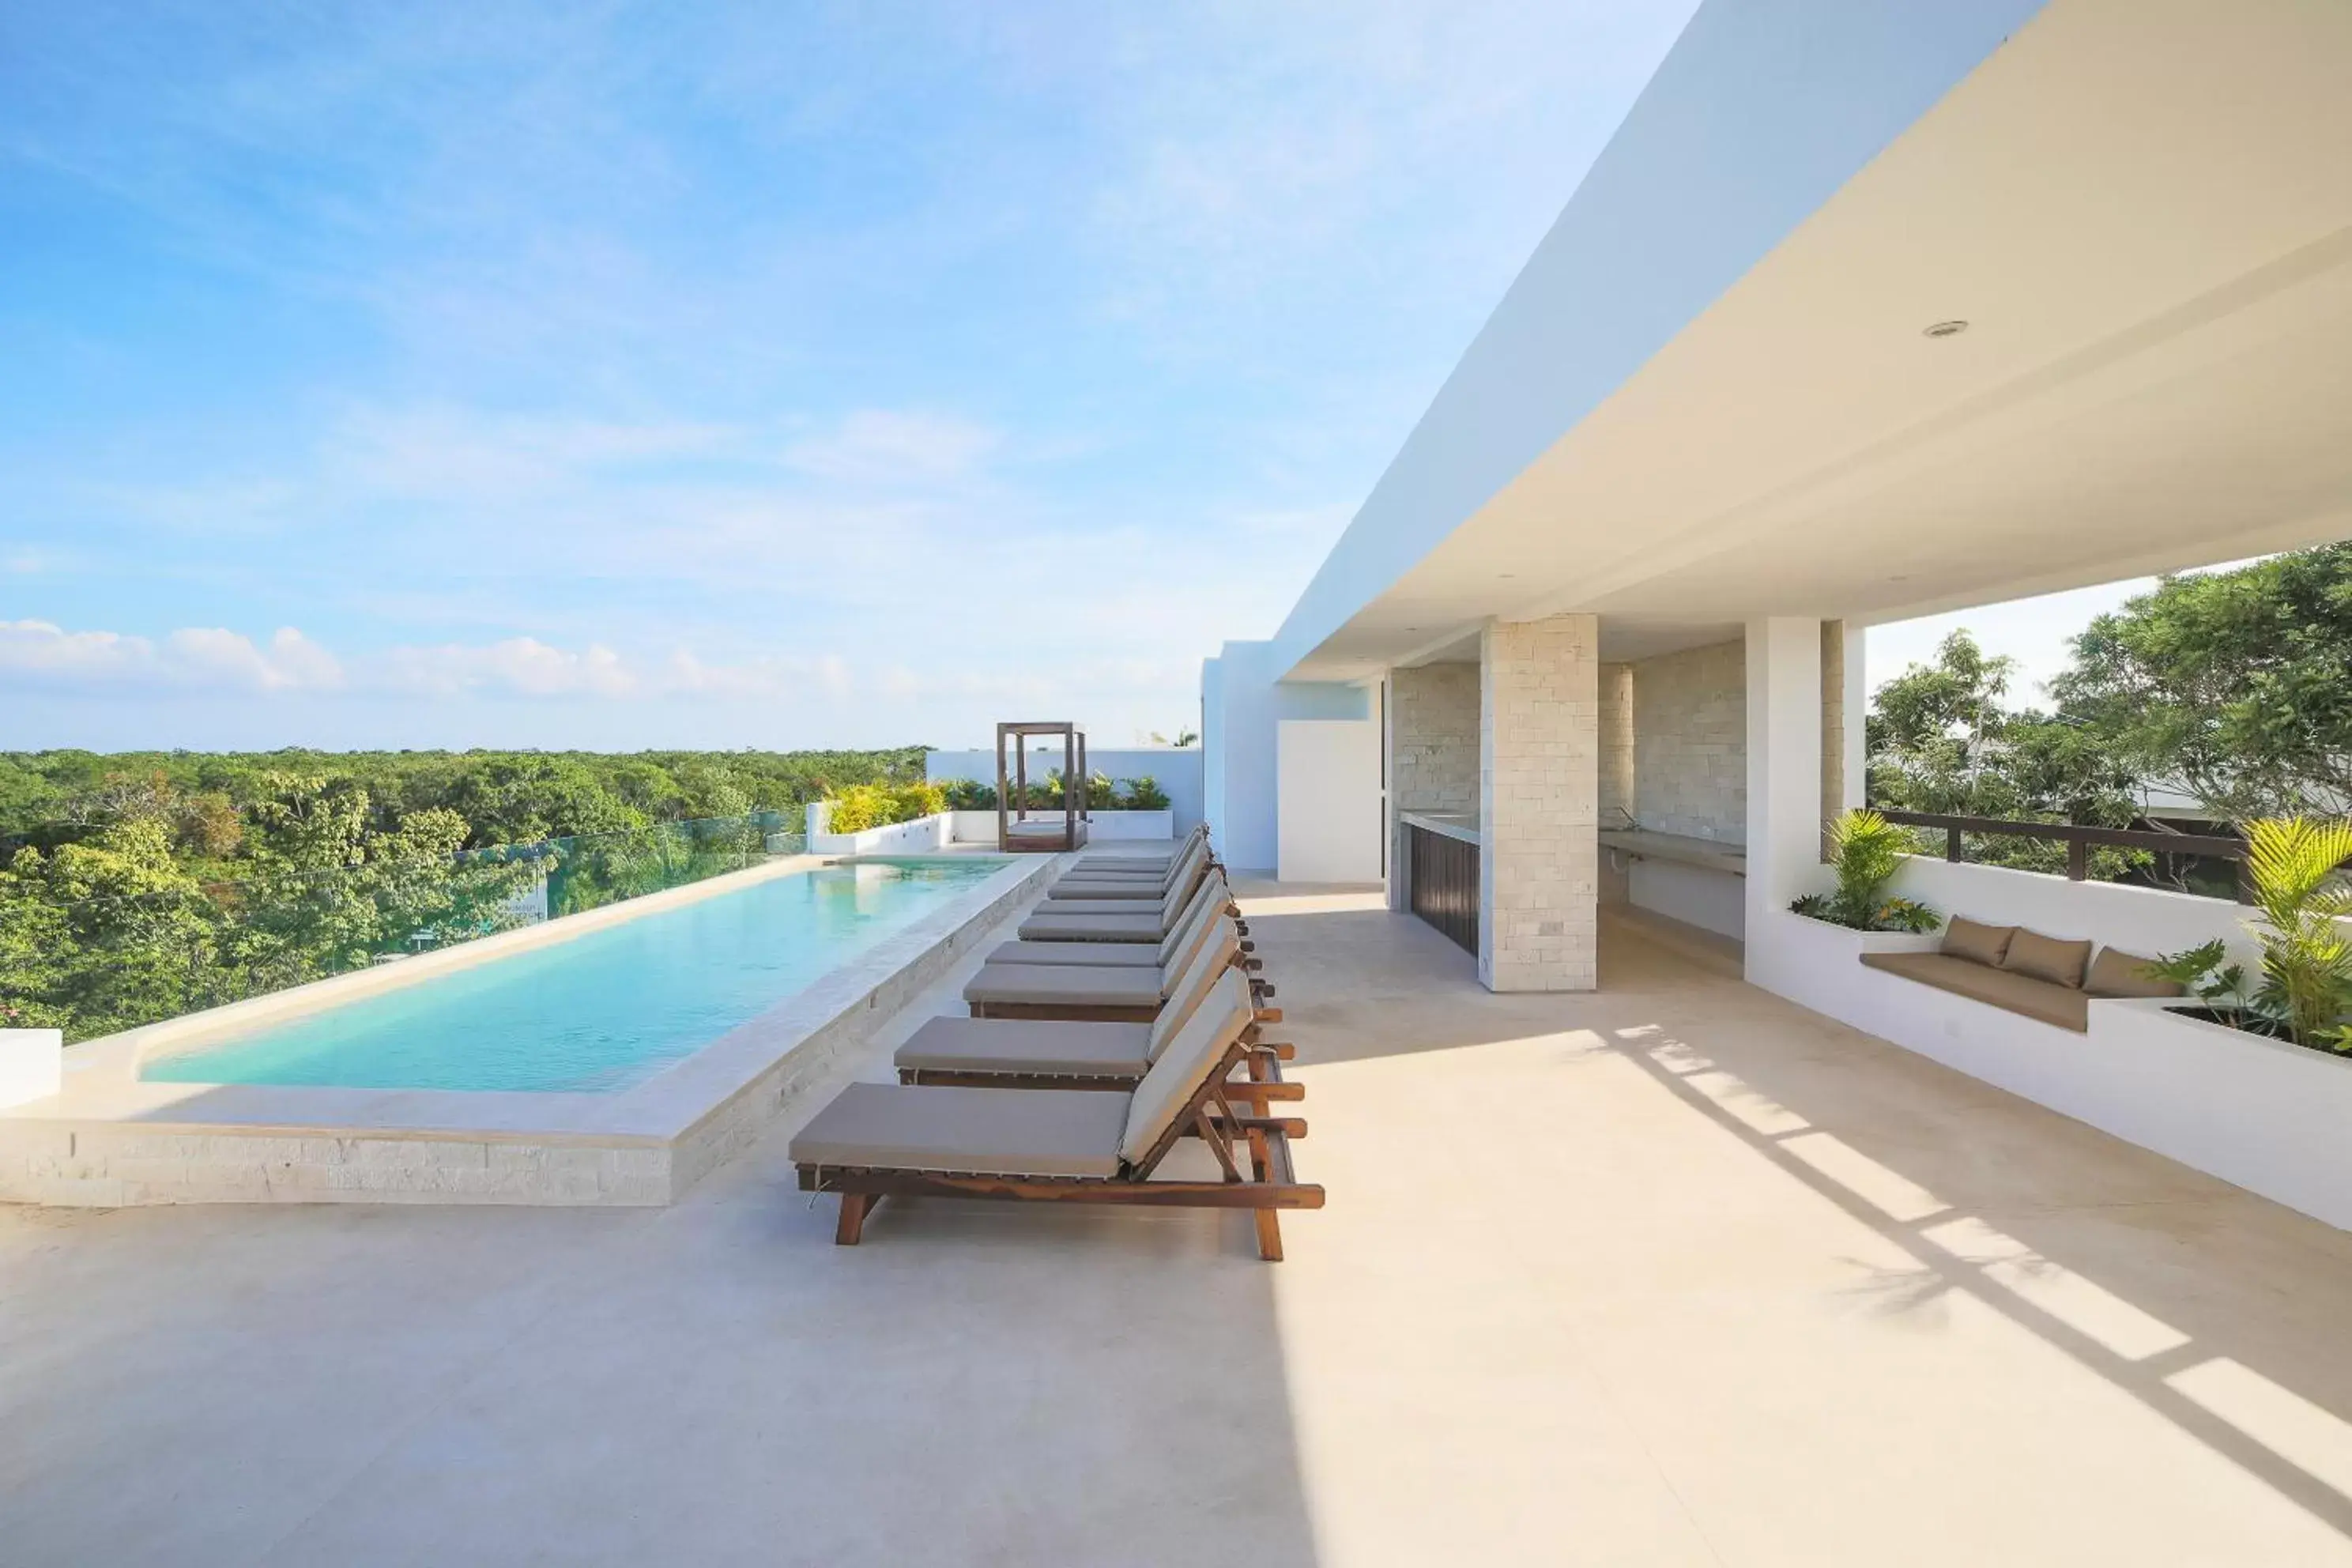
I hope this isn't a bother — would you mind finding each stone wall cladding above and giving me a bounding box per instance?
[1631,639,1747,841]
[1389,663,1480,812]
[1479,615,1600,992]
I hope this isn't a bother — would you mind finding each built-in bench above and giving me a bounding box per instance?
[1859,916,2185,1032]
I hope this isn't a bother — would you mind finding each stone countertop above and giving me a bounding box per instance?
[1399,812,1482,846]
[1599,828,1747,877]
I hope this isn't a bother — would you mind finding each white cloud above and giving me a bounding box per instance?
[782,410,1001,485]
[0,620,861,705]
[0,621,343,693]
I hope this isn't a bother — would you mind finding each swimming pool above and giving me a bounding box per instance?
[141,859,1008,1094]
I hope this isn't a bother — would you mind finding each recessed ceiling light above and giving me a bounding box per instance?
[1923,319,1969,338]
[1497,572,1517,579]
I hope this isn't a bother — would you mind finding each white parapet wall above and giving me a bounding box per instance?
[806,808,953,856]
[1751,867,2352,1234]
[0,1030,63,1110]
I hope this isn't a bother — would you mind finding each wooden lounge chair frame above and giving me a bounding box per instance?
[801,1028,1320,1261]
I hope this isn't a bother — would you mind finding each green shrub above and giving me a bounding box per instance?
[2161,817,2352,1050]
[824,785,900,834]
[1121,776,1171,811]
[1790,809,1942,933]
[940,778,997,810]
[893,782,947,821]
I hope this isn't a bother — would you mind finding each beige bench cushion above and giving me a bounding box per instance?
[1861,952,2090,1031]
[2085,947,2188,999]
[2000,927,2094,989]
[965,963,1167,1008]
[790,1084,1126,1177]
[1941,916,2015,967]
[894,1016,1152,1079]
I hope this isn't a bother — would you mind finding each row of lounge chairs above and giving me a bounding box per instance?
[790,824,1323,1261]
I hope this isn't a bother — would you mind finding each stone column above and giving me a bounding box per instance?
[1479,614,1600,992]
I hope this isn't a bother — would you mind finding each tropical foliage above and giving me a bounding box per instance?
[2158,817,2352,1052]
[1790,809,1943,933]
[2052,545,2352,820]
[0,747,925,1042]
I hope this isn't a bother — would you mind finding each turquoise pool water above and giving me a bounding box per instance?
[141,859,1008,1094]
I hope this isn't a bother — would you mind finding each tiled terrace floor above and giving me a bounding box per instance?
[7,880,2352,1565]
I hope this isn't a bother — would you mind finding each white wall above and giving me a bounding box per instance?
[1202,640,1372,873]
[1277,719,1383,883]
[925,747,1202,835]
[1628,860,1745,941]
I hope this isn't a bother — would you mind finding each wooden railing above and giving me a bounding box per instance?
[1874,809,2251,900]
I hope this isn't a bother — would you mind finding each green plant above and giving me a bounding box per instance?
[2143,939,2248,1008]
[824,784,902,835]
[1121,775,1171,811]
[2244,816,2352,1049]
[2151,818,2352,1050]
[892,782,947,821]
[940,778,996,811]
[1788,809,1943,933]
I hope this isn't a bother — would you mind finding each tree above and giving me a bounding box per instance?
[2052,545,2352,819]
[1868,630,2144,878]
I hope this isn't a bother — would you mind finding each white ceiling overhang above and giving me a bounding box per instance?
[1272,0,2352,683]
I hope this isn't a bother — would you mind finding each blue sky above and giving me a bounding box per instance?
[1,1,1708,752]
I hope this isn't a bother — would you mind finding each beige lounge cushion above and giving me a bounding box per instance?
[965,963,1167,1008]
[790,1083,1126,1177]
[1016,910,1163,943]
[1861,952,2090,1031]
[986,940,1161,968]
[1147,922,1241,1060]
[894,1016,1152,1079]
[1047,879,1165,901]
[2085,947,2188,999]
[1119,970,1255,1164]
[2000,928,2094,989]
[1032,898,1177,918]
[1941,916,2016,967]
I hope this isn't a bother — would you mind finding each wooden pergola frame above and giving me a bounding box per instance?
[995,720,1089,853]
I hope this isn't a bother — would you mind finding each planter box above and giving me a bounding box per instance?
[0,1029,62,1110]
[1756,908,2352,1233]
[807,810,952,857]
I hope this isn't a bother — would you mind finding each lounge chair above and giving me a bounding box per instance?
[964,914,1267,1023]
[792,970,1321,1260]
[992,873,1231,968]
[1076,823,1205,869]
[1023,856,1224,937]
[1046,836,1208,901]
[898,906,1254,1086]
[1015,873,1241,944]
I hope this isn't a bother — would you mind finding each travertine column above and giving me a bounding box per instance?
[1479,614,1600,992]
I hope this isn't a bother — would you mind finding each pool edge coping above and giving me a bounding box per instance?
[0,852,1061,1207]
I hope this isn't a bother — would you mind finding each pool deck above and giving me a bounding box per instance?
[0,853,1052,1206]
[8,866,2352,1564]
